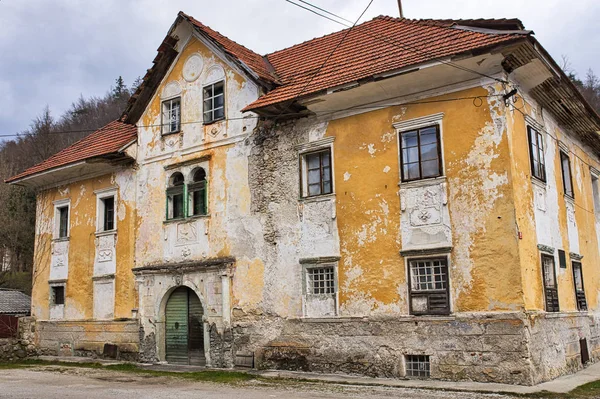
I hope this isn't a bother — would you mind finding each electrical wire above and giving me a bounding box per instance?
[284,0,510,84]
[273,0,375,122]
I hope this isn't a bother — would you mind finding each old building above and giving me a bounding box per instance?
[6,13,600,384]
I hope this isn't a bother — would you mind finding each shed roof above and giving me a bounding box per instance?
[0,289,31,315]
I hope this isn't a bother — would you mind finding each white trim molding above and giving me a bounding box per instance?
[393,112,445,131]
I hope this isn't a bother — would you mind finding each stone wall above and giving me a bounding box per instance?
[0,317,39,361]
[233,312,535,385]
[36,319,139,360]
[527,312,600,384]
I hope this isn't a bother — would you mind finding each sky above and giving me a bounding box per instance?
[0,0,598,138]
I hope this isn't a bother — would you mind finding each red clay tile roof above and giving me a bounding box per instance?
[243,16,527,112]
[6,120,137,183]
[180,12,279,84]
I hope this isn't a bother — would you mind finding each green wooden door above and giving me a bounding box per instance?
[165,287,205,365]
[165,287,189,364]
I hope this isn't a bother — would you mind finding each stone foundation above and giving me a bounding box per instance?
[36,319,139,360]
[233,311,600,385]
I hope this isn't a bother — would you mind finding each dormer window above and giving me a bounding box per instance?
[162,97,181,135]
[203,81,225,124]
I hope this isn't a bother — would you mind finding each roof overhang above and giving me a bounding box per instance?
[9,153,134,190]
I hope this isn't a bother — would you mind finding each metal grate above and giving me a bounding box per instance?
[307,266,335,294]
[410,259,447,291]
[406,355,430,378]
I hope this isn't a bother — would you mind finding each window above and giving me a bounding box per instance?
[558,249,567,269]
[528,126,546,182]
[161,97,181,134]
[560,151,574,198]
[541,254,559,312]
[572,262,587,311]
[58,206,69,238]
[400,125,442,182]
[301,149,332,198]
[408,257,450,315]
[51,286,65,306]
[406,355,430,378]
[167,172,185,220]
[189,168,208,216]
[203,81,225,123]
[307,266,335,295]
[592,174,600,215]
[101,197,115,231]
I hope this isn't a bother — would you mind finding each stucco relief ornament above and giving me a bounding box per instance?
[174,274,183,285]
[209,126,220,138]
[183,54,204,82]
[181,246,191,258]
[418,210,432,222]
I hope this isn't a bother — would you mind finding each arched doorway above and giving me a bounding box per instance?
[165,286,205,365]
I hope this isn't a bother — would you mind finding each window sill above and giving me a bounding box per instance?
[161,130,181,137]
[163,215,210,225]
[399,176,446,189]
[52,237,70,243]
[203,118,225,126]
[299,192,336,203]
[95,230,117,238]
[531,176,547,189]
[564,195,575,205]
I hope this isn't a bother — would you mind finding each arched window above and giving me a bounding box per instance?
[189,168,208,216]
[167,172,185,219]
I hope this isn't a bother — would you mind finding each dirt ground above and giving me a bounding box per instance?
[0,366,521,399]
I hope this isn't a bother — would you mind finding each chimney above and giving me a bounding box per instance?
[397,0,404,18]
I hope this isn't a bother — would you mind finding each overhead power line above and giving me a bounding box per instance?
[283,0,509,84]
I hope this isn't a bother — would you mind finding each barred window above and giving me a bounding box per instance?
[307,266,335,295]
[408,258,450,315]
[52,286,65,306]
[406,355,430,378]
[161,97,181,134]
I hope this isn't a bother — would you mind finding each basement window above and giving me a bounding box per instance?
[161,97,181,134]
[203,81,225,123]
[307,266,335,295]
[528,126,546,182]
[541,254,559,312]
[572,261,587,311]
[303,263,337,317]
[406,355,430,378]
[51,286,65,306]
[560,151,574,199]
[300,148,333,198]
[408,257,450,315]
[399,125,442,182]
[166,172,185,220]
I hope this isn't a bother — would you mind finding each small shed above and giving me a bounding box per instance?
[0,288,31,316]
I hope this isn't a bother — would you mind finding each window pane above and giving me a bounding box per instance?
[406,163,420,180]
[214,107,224,120]
[308,184,321,196]
[421,160,439,178]
[103,197,115,231]
[420,143,438,161]
[542,256,556,288]
[308,169,321,185]
[402,131,418,148]
[323,181,332,194]
[192,189,207,216]
[203,99,212,111]
[307,153,320,169]
[58,207,69,238]
[173,194,184,219]
[322,152,330,167]
[419,129,437,145]
[573,264,584,291]
[403,147,419,164]
[214,94,224,107]
[204,86,213,98]
[204,111,213,123]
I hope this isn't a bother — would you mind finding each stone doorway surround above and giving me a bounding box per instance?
[132,257,235,366]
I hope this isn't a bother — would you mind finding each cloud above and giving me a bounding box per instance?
[0,0,597,136]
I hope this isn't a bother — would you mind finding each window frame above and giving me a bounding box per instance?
[53,199,70,240]
[161,96,182,135]
[166,172,186,220]
[399,124,443,182]
[407,256,451,316]
[405,355,431,378]
[188,168,209,217]
[51,285,65,306]
[203,81,225,124]
[572,261,587,311]
[301,260,339,317]
[300,147,334,199]
[560,150,575,199]
[541,254,559,312]
[528,126,547,182]
[95,188,117,233]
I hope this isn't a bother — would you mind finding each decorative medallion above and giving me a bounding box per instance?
[183,54,204,82]
[162,81,182,99]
